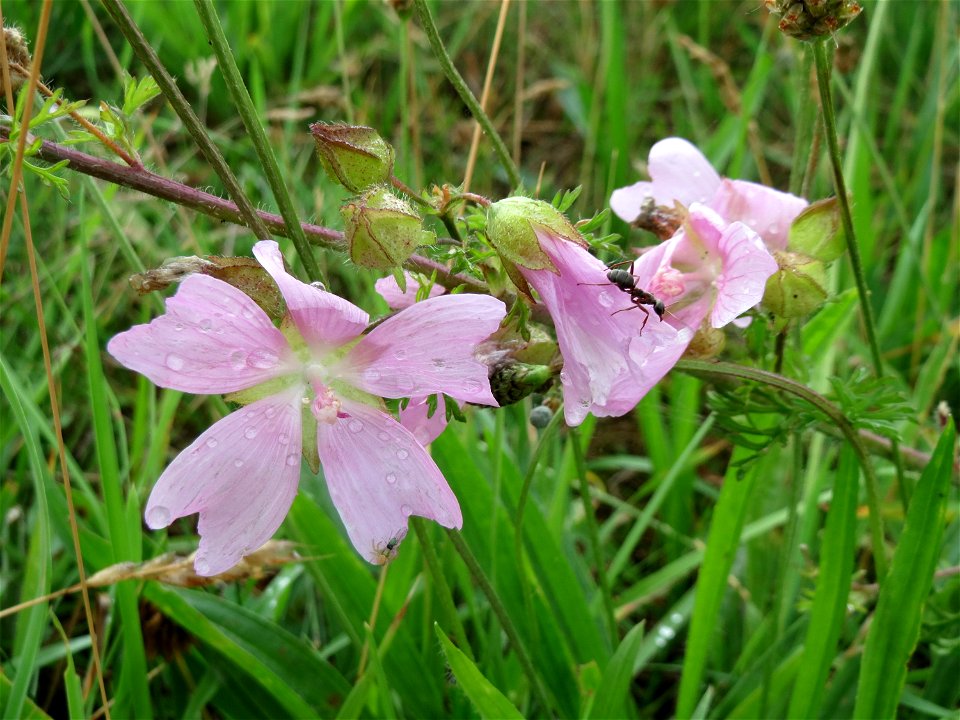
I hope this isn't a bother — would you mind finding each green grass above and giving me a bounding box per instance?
[2,1,958,718]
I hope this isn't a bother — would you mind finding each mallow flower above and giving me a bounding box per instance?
[108,240,505,574]
[631,203,779,333]
[610,137,807,251]
[374,271,444,310]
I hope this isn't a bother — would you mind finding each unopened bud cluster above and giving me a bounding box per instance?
[764,0,863,41]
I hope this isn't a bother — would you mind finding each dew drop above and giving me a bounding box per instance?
[432,358,446,368]
[206,437,219,448]
[463,379,482,394]
[393,349,407,360]
[146,505,170,527]
[559,369,570,384]
[395,374,416,392]
[348,419,364,433]
[194,556,211,576]
[285,453,300,467]
[264,407,277,418]
[247,349,280,370]
[233,459,244,468]
[363,368,381,382]
[659,626,676,640]
[230,350,247,369]
[241,307,255,320]
[385,472,397,484]
[768,224,779,235]
[174,322,184,332]
[396,448,409,460]
[400,504,413,516]
[670,612,683,623]
[244,426,258,439]
[198,318,213,332]
[654,636,667,648]
[377,431,390,441]
[692,170,701,178]
[598,290,615,308]
[165,354,185,371]
[278,433,290,445]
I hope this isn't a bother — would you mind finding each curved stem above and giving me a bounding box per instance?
[413,0,522,188]
[675,358,887,580]
[811,41,884,377]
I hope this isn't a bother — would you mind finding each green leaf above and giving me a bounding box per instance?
[787,446,860,718]
[435,624,523,720]
[854,421,957,719]
[587,623,645,720]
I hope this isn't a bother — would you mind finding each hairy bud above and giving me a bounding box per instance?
[2,26,31,94]
[341,186,432,269]
[764,0,863,41]
[311,123,394,193]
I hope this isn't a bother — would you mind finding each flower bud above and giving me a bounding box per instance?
[786,196,845,263]
[764,0,863,41]
[2,26,31,94]
[529,405,554,428]
[486,197,587,273]
[311,122,394,193]
[488,358,553,406]
[341,186,433,269]
[684,322,726,360]
[762,251,828,318]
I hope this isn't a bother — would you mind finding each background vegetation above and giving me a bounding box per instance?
[1,0,957,718]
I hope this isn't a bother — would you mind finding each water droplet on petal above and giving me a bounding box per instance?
[247,349,280,370]
[198,318,213,332]
[174,322,184,331]
[264,407,277,418]
[385,472,397,484]
[396,449,409,460]
[146,505,170,527]
[278,433,290,445]
[165,354,185,371]
[395,374,416,392]
[400,504,412,516]
[598,290,615,308]
[463,379,482,394]
[348,419,364,433]
[692,170,701,178]
[286,453,300,467]
[393,349,407,360]
[194,556,211,575]
[244,426,258,439]
[241,307,255,320]
[230,351,247,369]
[559,369,570,384]
[206,437,219,448]
[363,368,381,382]
[378,431,390,441]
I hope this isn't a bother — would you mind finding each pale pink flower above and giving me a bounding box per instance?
[108,240,504,574]
[374,271,444,310]
[520,229,693,427]
[610,137,807,250]
[632,204,778,332]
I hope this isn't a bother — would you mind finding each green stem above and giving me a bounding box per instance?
[570,426,618,649]
[789,46,815,196]
[193,0,323,283]
[446,529,553,714]
[412,0,522,188]
[410,518,473,660]
[675,358,887,580]
[99,0,272,243]
[811,41,884,377]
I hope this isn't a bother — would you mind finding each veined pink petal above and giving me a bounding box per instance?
[107,274,297,394]
[253,240,368,352]
[144,387,304,576]
[710,179,807,251]
[711,220,778,328]
[316,399,461,564]
[610,181,658,224]
[339,294,505,406]
[399,394,451,446]
[375,272,444,310]
[523,230,692,426]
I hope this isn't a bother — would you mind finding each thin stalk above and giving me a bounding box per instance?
[570,426,618,649]
[413,0,521,188]
[789,46,815,196]
[193,0,323,282]
[675,358,888,580]
[446,529,552,713]
[99,0,272,241]
[811,41,884,377]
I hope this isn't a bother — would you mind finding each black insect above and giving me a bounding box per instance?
[582,260,665,334]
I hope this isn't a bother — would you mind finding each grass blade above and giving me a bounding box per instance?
[586,622,645,720]
[435,624,523,720]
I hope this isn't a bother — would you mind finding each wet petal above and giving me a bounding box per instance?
[647,137,722,207]
[711,220,778,328]
[399,394,451,446]
[375,272,444,310]
[340,294,504,405]
[316,399,461,564]
[107,274,296,394]
[144,388,304,576]
[253,240,368,352]
[711,179,807,251]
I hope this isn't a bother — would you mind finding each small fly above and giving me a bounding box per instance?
[371,529,407,565]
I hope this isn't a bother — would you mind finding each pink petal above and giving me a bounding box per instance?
[523,230,692,426]
[338,294,505,405]
[610,181,658,223]
[711,220,778,328]
[375,272,444,310]
[316,399,461,564]
[647,137,722,207]
[144,387,304,576]
[253,240,368,352]
[107,274,297,394]
[710,179,807,251]
[399,394,451,446]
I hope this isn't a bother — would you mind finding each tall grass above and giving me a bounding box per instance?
[1,1,957,718]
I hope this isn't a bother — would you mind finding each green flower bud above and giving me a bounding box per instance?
[488,358,553,406]
[764,0,863,41]
[486,197,587,273]
[341,186,433,270]
[311,123,394,193]
[684,322,726,360]
[762,251,828,318]
[529,405,554,428]
[786,196,845,263]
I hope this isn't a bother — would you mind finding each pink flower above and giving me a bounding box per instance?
[610,137,807,250]
[632,204,778,331]
[108,240,505,574]
[520,229,693,427]
[374,271,444,310]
